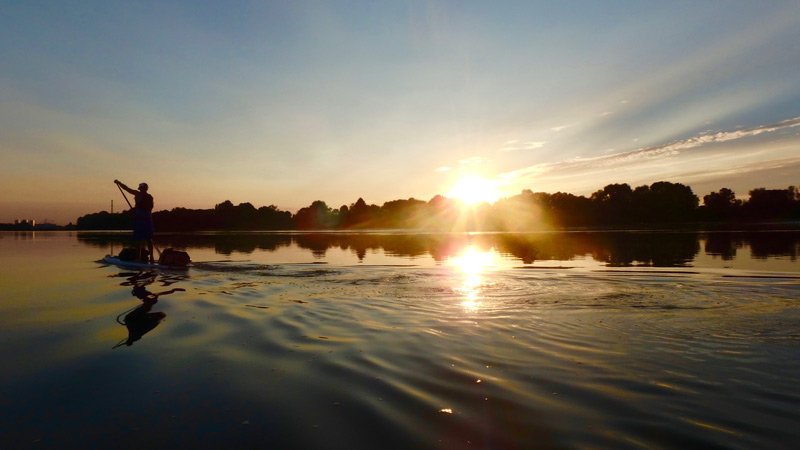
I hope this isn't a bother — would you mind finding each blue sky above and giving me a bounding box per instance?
[1,1,799,223]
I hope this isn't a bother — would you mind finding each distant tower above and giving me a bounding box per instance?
[111,200,114,214]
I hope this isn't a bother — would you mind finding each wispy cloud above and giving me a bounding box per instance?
[680,156,800,181]
[501,116,800,192]
[501,140,546,152]
[591,117,797,168]
[648,117,800,152]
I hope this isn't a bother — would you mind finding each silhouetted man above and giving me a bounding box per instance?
[115,179,155,263]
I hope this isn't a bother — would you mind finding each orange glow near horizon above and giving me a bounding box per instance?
[447,175,503,206]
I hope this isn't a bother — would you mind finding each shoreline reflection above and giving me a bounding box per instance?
[76,231,800,269]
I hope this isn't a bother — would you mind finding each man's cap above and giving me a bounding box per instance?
[138,182,148,191]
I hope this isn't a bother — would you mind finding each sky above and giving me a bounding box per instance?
[1,1,799,224]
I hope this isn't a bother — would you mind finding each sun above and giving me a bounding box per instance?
[447,175,502,205]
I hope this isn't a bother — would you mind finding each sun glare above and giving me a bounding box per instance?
[447,175,502,205]
[450,246,498,311]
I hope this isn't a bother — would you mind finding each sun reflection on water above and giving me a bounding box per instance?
[449,246,498,311]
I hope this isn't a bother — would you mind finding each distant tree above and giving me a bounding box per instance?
[255,205,293,229]
[215,200,235,211]
[76,211,131,230]
[744,187,796,220]
[701,188,741,221]
[294,200,337,229]
[489,190,548,231]
[378,198,427,228]
[427,195,449,209]
[642,181,698,223]
[424,195,460,230]
[793,186,800,218]
[213,200,236,228]
[591,183,634,224]
[207,201,253,229]
[340,198,380,228]
[547,192,594,227]
[154,207,215,231]
[232,202,257,229]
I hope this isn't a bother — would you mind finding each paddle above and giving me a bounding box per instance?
[116,182,133,209]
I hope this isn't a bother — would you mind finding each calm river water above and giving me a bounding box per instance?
[1,231,799,449]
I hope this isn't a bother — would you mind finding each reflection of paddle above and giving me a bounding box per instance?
[132,286,185,303]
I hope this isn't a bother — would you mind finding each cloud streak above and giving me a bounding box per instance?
[502,116,800,193]
[644,117,800,154]
[501,140,546,152]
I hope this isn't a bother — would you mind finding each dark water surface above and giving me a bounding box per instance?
[1,231,799,449]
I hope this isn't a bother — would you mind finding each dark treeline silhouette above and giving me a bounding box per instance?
[77,201,293,231]
[698,186,800,222]
[77,231,800,266]
[72,182,800,232]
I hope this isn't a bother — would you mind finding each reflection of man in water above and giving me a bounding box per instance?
[115,179,155,263]
[115,301,166,348]
[113,282,184,348]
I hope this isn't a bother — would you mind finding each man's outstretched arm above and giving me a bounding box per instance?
[115,179,138,195]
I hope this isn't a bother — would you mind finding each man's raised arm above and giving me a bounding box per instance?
[115,179,138,195]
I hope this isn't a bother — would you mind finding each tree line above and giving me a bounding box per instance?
[74,181,800,231]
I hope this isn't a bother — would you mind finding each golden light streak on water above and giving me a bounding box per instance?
[449,246,499,312]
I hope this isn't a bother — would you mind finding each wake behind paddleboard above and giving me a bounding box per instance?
[101,255,190,270]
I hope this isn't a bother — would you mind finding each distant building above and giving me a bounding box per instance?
[13,219,36,228]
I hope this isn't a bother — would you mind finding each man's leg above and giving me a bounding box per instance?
[136,241,146,262]
[147,239,155,263]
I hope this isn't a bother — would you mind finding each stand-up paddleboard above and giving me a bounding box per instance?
[101,255,190,270]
